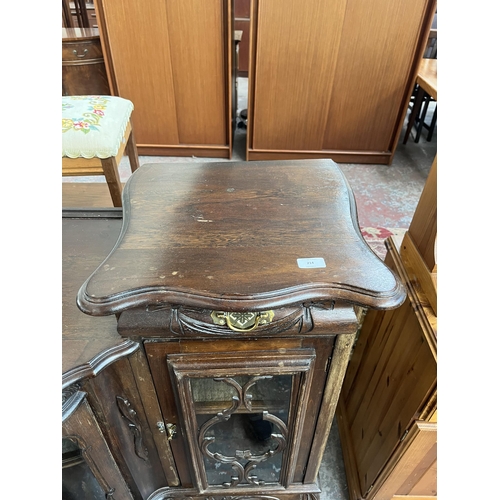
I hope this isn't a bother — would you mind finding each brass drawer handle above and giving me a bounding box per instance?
[211,311,274,332]
[73,48,88,58]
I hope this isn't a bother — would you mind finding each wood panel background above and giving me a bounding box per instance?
[323,0,429,151]
[408,157,437,271]
[96,0,230,153]
[164,0,227,146]
[251,0,347,151]
[247,0,436,163]
[100,0,179,146]
[338,234,437,500]
[341,299,437,494]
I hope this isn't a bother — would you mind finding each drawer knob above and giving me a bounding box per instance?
[73,48,88,58]
[210,310,275,332]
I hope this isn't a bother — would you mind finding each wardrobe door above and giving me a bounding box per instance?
[249,0,347,152]
[97,0,231,156]
[247,0,435,163]
[322,0,431,152]
[99,0,179,147]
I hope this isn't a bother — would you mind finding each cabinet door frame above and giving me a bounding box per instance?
[167,348,316,492]
[62,388,134,499]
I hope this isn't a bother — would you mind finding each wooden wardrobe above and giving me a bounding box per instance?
[95,0,235,158]
[246,0,437,164]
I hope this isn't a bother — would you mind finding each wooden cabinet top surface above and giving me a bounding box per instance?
[62,210,138,386]
[77,160,405,315]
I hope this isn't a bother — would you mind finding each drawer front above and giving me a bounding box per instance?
[62,60,110,96]
[372,421,437,500]
[118,302,358,338]
[62,39,103,62]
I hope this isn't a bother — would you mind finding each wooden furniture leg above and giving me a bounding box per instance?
[427,106,437,141]
[101,158,123,207]
[126,122,140,173]
[415,93,431,143]
[403,85,425,144]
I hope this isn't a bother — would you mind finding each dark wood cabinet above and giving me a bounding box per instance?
[62,385,135,499]
[63,160,406,500]
[62,27,111,96]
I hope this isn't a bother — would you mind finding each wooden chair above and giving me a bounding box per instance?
[62,96,140,207]
[403,26,437,144]
[62,0,90,28]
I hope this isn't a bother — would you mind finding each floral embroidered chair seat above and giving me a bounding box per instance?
[62,96,140,207]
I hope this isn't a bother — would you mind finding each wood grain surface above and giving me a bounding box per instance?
[62,211,133,380]
[96,0,231,153]
[77,160,406,315]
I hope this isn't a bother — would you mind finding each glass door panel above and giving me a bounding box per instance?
[167,349,315,491]
[192,375,292,486]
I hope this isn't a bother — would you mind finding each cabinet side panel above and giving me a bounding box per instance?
[165,0,227,145]
[293,336,335,483]
[408,157,437,271]
[323,0,429,151]
[144,340,194,488]
[99,0,180,146]
[360,328,436,490]
[251,0,347,151]
[341,298,436,495]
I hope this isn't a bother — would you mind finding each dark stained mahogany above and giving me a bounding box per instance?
[77,159,405,316]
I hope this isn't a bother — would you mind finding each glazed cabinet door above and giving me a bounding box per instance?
[144,337,334,493]
[84,353,177,499]
[62,388,134,499]
[167,349,315,491]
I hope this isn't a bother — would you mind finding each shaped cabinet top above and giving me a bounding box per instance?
[77,160,405,315]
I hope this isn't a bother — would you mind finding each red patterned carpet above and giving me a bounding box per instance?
[360,227,406,260]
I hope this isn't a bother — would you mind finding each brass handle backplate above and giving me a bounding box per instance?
[210,310,274,332]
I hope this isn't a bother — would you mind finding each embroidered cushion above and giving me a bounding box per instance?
[62,96,134,159]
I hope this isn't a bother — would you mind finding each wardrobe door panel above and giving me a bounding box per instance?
[100,0,180,147]
[251,0,347,151]
[323,0,429,151]
[165,0,228,146]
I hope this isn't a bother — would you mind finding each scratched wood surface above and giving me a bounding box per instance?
[77,160,406,316]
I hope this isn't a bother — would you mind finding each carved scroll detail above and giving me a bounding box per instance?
[147,491,282,500]
[62,383,85,422]
[198,377,288,488]
[116,396,149,461]
[300,494,320,500]
[147,301,335,336]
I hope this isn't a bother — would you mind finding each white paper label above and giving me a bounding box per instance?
[297,258,326,269]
